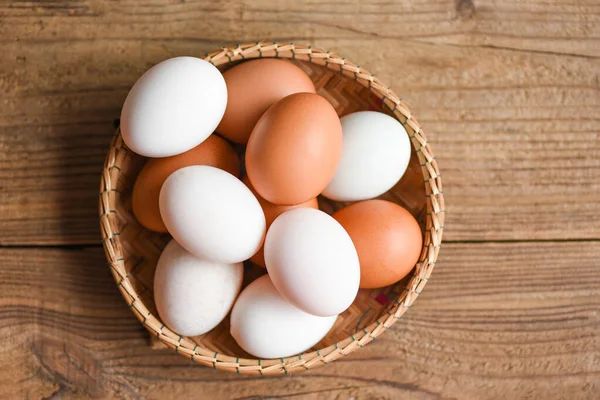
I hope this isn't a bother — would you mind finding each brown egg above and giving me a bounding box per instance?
[333,200,423,289]
[246,93,342,205]
[242,176,318,267]
[217,59,316,144]
[132,135,240,232]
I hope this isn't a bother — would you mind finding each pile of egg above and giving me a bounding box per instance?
[122,56,423,359]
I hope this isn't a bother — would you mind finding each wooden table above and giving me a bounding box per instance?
[1,1,599,398]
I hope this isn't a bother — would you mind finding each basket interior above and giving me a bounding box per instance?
[113,60,427,358]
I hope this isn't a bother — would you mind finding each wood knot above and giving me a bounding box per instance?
[455,0,475,20]
[32,338,105,397]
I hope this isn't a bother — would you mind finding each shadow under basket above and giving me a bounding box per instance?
[99,42,445,375]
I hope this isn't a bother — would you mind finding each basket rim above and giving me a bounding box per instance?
[99,41,445,375]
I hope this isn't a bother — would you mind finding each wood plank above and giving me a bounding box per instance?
[1,34,599,244]
[1,0,598,57]
[0,242,598,399]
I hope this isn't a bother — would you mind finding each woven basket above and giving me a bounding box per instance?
[99,41,445,375]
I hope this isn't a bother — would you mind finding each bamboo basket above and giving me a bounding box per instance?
[99,41,445,375]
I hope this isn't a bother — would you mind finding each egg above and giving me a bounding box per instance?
[159,166,266,263]
[322,111,412,201]
[264,208,360,317]
[333,200,423,289]
[230,275,337,359]
[217,59,316,144]
[242,175,318,268]
[121,57,227,157]
[246,93,343,205]
[132,135,240,233]
[154,239,243,336]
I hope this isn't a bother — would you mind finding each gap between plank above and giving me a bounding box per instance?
[0,237,599,250]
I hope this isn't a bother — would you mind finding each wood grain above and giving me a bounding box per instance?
[1,0,599,398]
[1,3,599,243]
[1,0,598,57]
[0,243,597,399]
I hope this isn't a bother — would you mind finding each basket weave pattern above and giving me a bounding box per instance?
[99,42,445,375]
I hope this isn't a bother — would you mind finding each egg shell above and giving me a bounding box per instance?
[217,59,316,144]
[154,239,243,337]
[121,57,227,157]
[132,135,240,233]
[230,275,337,359]
[264,208,360,317]
[159,166,266,263]
[333,200,423,289]
[322,111,412,201]
[242,175,318,268]
[246,93,343,205]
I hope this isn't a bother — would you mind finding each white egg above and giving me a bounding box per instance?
[230,275,337,359]
[322,111,412,201]
[264,208,360,317]
[120,57,227,157]
[154,239,243,337]
[159,166,266,263]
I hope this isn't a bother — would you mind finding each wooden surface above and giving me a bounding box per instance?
[0,0,598,398]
